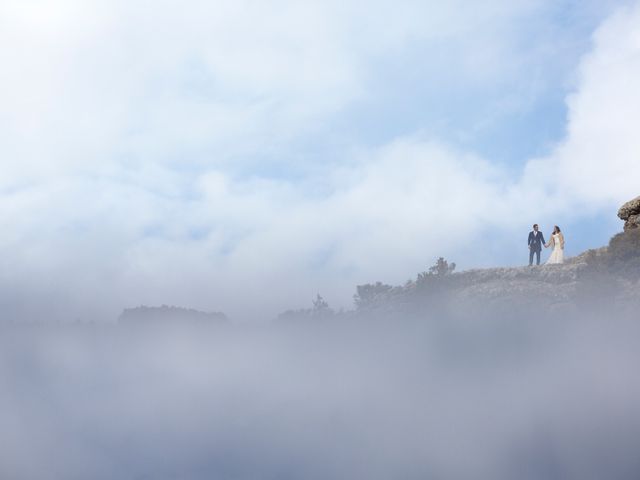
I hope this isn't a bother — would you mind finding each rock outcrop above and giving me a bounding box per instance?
[618,195,640,231]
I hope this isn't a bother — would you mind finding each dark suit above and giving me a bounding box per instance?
[528,230,546,265]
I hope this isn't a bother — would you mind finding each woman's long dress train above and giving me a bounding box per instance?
[546,233,564,264]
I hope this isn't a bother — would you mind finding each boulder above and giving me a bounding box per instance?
[618,196,640,230]
[627,214,640,230]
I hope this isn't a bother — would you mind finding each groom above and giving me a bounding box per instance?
[528,224,546,266]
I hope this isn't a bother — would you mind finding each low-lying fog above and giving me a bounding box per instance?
[2,308,640,480]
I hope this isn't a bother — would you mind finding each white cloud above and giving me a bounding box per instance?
[0,0,581,181]
[1,0,638,320]
[538,3,640,206]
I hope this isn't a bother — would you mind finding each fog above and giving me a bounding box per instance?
[3,1,639,476]
[2,298,640,480]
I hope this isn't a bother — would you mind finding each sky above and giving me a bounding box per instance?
[1,0,640,322]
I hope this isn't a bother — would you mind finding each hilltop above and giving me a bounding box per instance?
[281,195,640,322]
[117,196,640,325]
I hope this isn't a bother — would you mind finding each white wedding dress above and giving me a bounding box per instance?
[546,233,564,264]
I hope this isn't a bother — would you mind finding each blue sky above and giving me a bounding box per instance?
[1,0,639,321]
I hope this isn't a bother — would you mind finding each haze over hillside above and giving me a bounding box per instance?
[2,1,640,478]
[3,1,640,323]
[2,197,639,480]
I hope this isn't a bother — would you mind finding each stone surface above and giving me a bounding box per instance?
[618,196,640,219]
[447,263,586,314]
[618,196,640,231]
[568,246,608,265]
[625,213,640,231]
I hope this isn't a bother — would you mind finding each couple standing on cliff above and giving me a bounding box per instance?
[528,224,565,266]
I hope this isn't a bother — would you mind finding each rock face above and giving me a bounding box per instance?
[618,195,640,231]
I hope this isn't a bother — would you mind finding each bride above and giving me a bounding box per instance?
[545,225,565,264]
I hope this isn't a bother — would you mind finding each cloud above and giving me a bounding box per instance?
[0,0,596,180]
[0,0,639,321]
[535,3,640,206]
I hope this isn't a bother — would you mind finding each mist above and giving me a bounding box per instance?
[2,289,640,480]
[2,1,640,477]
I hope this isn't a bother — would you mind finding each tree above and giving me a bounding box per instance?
[353,282,393,309]
[312,294,333,317]
[417,257,456,284]
[429,257,456,276]
[276,294,334,322]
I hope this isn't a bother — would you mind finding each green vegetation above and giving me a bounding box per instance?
[353,282,393,309]
[417,257,456,284]
[277,294,335,322]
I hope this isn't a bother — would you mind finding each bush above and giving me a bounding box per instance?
[276,294,334,322]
